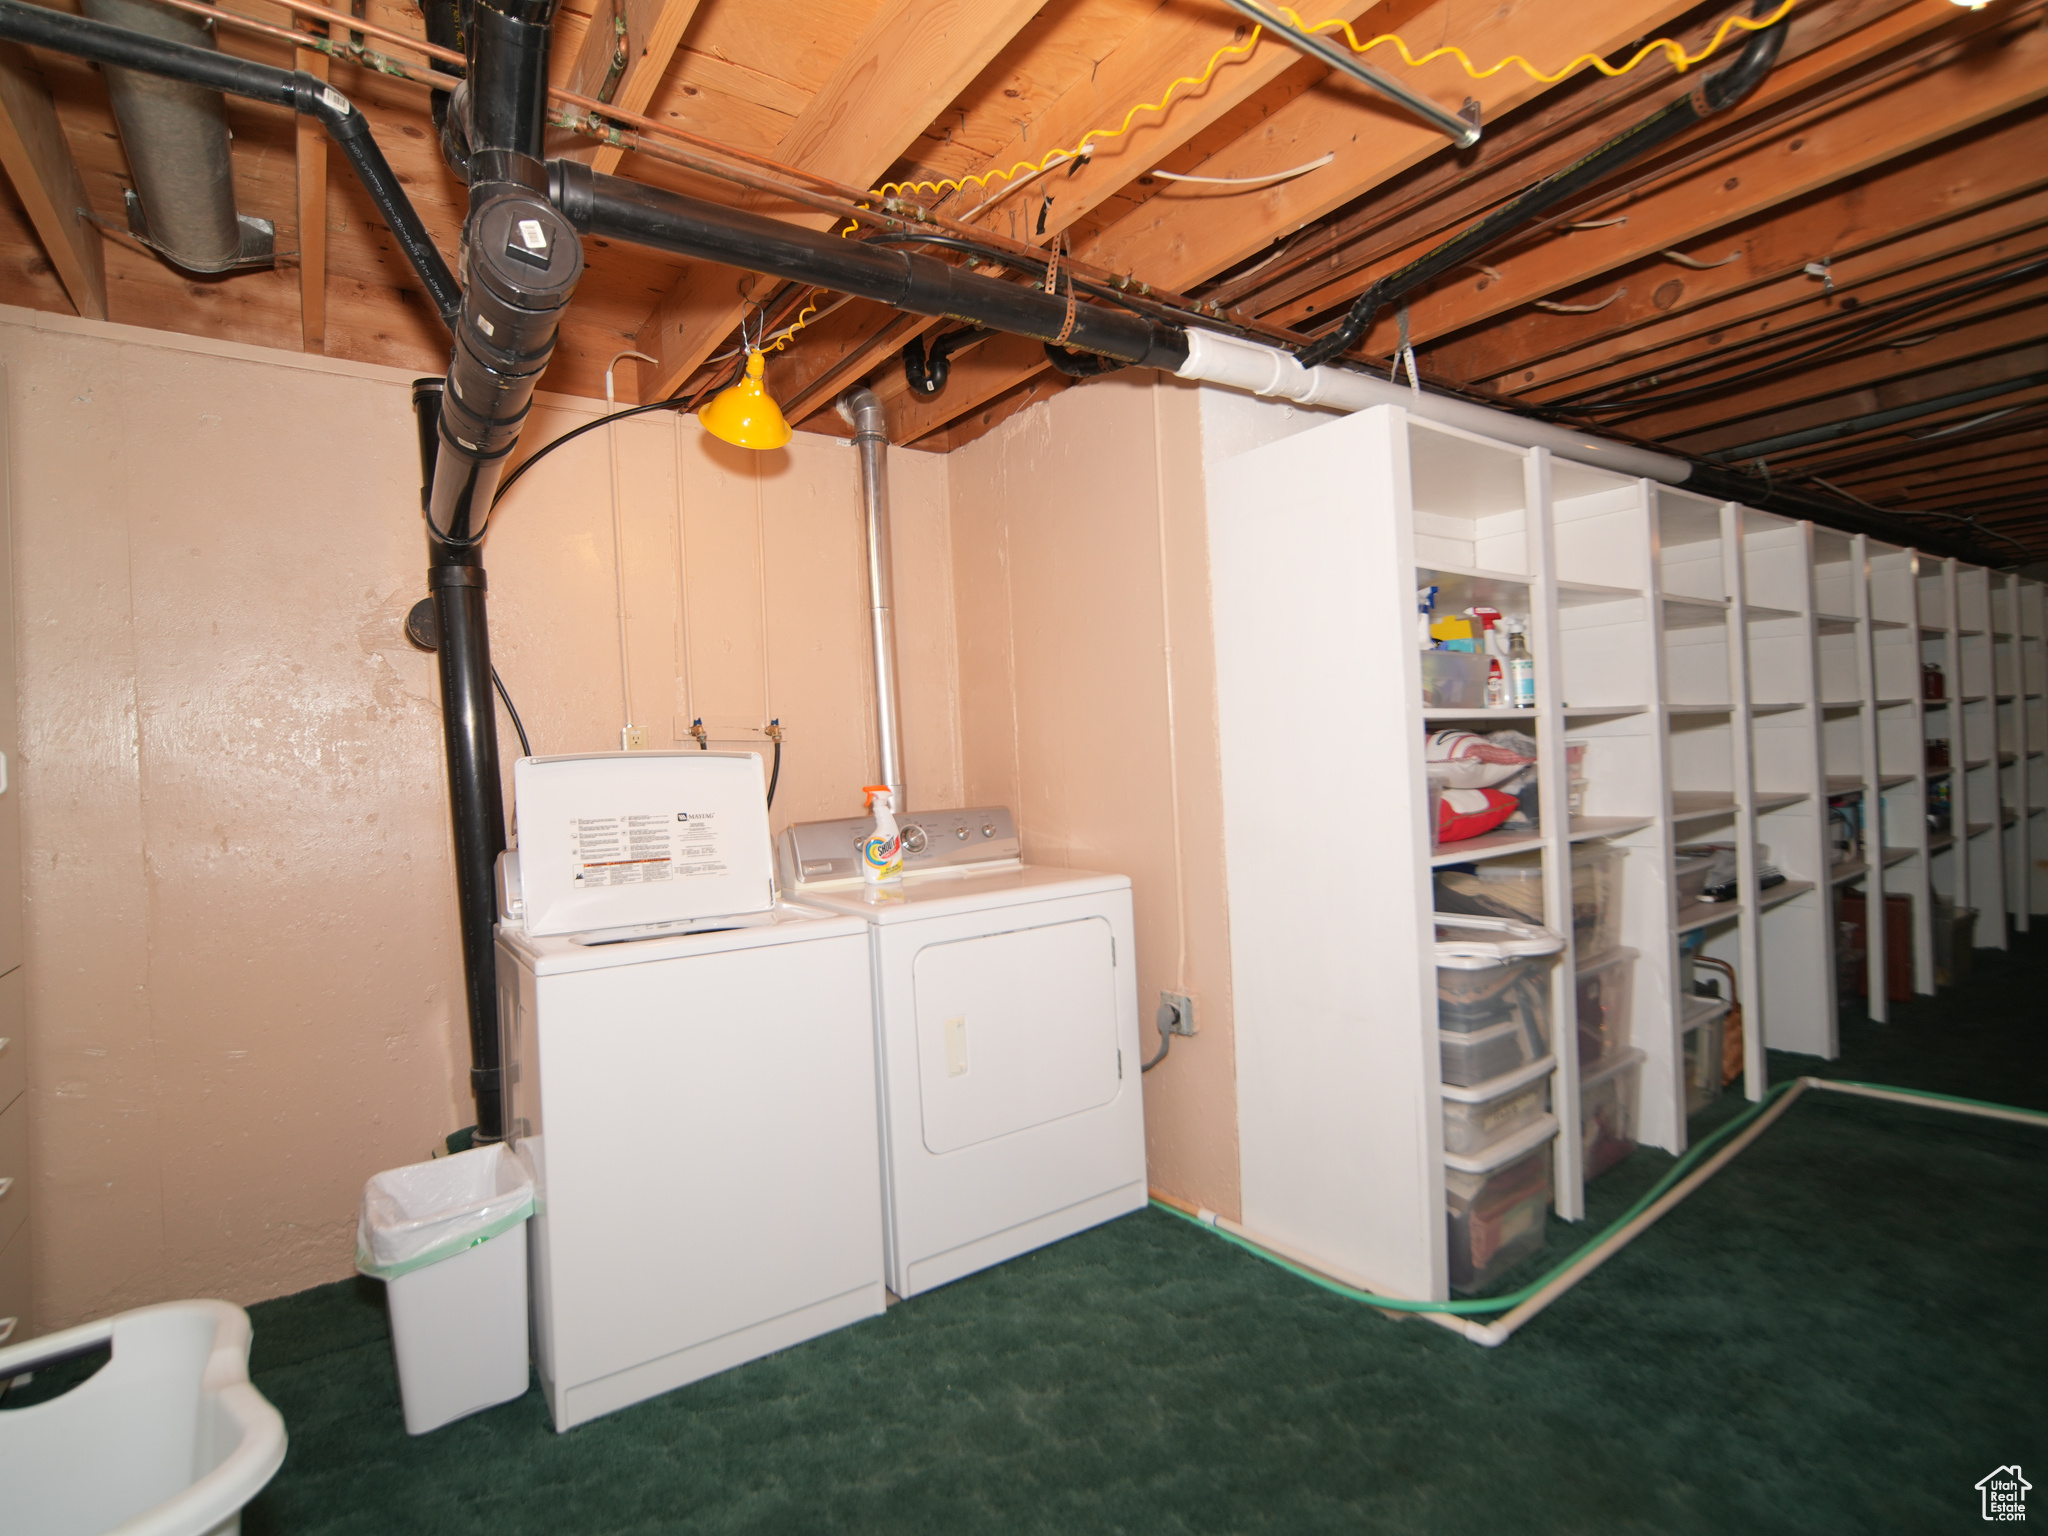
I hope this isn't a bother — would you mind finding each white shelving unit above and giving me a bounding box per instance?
[1205,400,2048,1304]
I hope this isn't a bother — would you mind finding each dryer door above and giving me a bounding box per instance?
[911,917,1121,1154]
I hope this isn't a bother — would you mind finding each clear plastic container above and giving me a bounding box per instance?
[1435,914,1563,1034]
[1579,1047,1644,1180]
[1440,1056,1552,1157]
[1447,844,1627,961]
[1446,1127,1554,1295]
[1421,649,1491,707]
[1574,946,1637,1069]
[1441,1017,1551,1087]
[1683,1010,1726,1117]
[1674,851,1715,907]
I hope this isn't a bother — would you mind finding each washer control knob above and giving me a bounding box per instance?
[901,825,928,854]
[981,823,995,838]
[956,826,970,841]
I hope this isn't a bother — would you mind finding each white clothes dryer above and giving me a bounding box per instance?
[779,807,1146,1299]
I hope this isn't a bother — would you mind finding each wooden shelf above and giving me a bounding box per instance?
[1745,604,1804,624]
[1816,613,1859,634]
[1662,596,1731,630]
[1681,993,1733,1032]
[1569,816,1655,841]
[1875,697,1913,708]
[1429,829,1545,867]
[1671,791,1738,821]
[1928,832,1955,853]
[1820,700,1863,712]
[1830,858,1864,885]
[1825,776,1864,795]
[1677,899,1741,933]
[1881,847,1916,867]
[1557,580,1643,607]
[1667,703,1733,716]
[1877,774,1914,790]
[1753,790,1809,812]
[1751,701,1805,715]
[1967,821,1995,837]
[1760,879,1817,911]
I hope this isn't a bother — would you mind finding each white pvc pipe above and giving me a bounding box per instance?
[1174,328,1691,485]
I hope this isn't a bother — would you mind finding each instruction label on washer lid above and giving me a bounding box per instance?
[570,811,727,887]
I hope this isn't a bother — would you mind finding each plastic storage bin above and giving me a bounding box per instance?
[1682,1010,1726,1117]
[0,1299,286,1536]
[1435,915,1561,1087]
[1575,946,1636,1068]
[1445,1122,1555,1294]
[1674,850,1714,908]
[357,1143,535,1435]
[1438,844,1627,961]
[1440,1055,1552,1157]
[1579,1047,1645,1180]
[1421,649,1490,707]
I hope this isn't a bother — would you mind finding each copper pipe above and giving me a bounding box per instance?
[148,0,467,91]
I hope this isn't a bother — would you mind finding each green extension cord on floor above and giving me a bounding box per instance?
[1152,1077,2047,1317]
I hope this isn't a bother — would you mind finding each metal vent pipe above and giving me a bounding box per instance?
[79,0,270,273]
[840,387,905,809]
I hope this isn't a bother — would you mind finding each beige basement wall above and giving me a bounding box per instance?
[0,304,957,1332]
[946,374,1307,1224]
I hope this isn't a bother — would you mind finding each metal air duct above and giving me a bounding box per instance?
[80,0,272,273]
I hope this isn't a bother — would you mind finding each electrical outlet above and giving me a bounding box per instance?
[1159,991,1196,1036]
[621,726,648,751]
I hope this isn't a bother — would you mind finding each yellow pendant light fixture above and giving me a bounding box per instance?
[699,350,792,450]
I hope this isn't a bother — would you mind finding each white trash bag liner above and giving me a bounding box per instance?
[356,1143,533,1281]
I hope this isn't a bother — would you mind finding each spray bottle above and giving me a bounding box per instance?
[860,785,904,885]
[1468,607,1506,708]
[1417,585,1440,648]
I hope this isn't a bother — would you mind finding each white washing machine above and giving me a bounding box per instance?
[497,753,886,1431]
[779,806,1147,1298]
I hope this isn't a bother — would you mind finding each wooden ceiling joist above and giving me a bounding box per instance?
[295,47,329,352]
[1430,111,2048,394]
[632,0,1049,402]
[559,0,704,177]
[0,37,105,321]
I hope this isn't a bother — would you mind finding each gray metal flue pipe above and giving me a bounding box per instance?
[841,388,905,810]
[81,0,271,272]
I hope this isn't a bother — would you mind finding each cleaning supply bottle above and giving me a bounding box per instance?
[1505,621,1536,709]
[860,785,904,884]
[1468,607,1506,707]
[1417,585,1439,648]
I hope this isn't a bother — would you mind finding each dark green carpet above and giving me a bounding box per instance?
[221,928,2048,1531]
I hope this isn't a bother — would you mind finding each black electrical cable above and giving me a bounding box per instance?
[491,665,533,758]
[765,736,782,810]
[1291,0,1787,371]
[425,357,747,553]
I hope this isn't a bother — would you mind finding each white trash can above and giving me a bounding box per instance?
[356,1143,534,1435]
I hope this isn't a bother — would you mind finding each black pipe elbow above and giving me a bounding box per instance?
[902,327,988,396]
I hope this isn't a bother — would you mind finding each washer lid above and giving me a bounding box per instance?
[499,899,867,975]
[792,863,1130,924]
